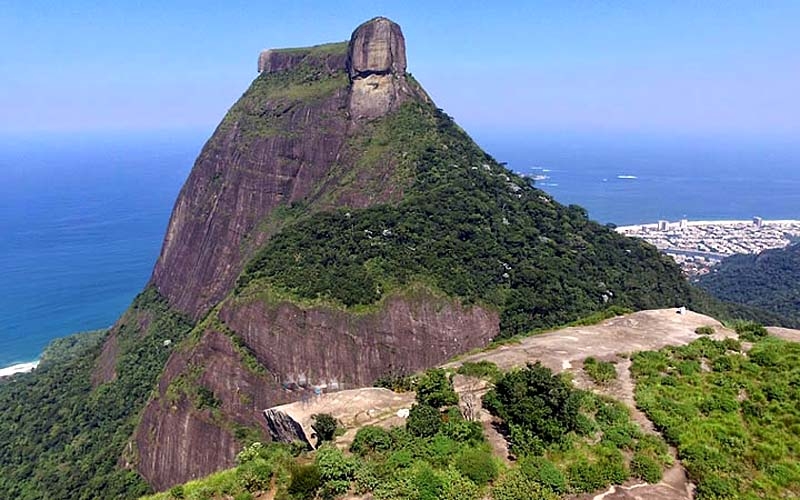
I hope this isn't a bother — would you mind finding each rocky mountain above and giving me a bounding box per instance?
[0,17,721,499]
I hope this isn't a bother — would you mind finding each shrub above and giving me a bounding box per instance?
[318,479,350,500]
[483,362,581,445]
[567,458,606,493]
[407,404,442,438]
[311,413,338,445]
[518,456,566,493]
[374,371,416,393]
[454,447,498,486]
[288,464,322,499]
[457,361,501,381]
[439,468,480,500]
[413,462,443,500]
[315,444,356,482]
[733,321,768,342]
[236,442,266,464]
[583,357,617,384]
[236,458,272,492]
[695,326,715,335]
[631,452,663,483]
[169,485,185,499]
[350,425,395,456]
[492,468,558,500]
[695,474,738,500]
[415,368,458,408]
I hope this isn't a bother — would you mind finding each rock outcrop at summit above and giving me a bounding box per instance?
[347,17,416,120]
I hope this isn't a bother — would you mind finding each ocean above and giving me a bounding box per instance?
[0,132,200,369]
[1,131,798,370]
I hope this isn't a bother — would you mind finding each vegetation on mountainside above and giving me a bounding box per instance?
[582,357,617,385]
[237,100,695,339]
[632,335,800,499]
[0,288,193,499]
[697,243,800,327]
[143,365,670,500]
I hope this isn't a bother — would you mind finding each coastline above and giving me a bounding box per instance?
[0,360,40,379]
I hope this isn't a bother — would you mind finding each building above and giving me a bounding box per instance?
[658,220,669,231]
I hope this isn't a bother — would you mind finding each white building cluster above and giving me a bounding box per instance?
[616,219,800,276]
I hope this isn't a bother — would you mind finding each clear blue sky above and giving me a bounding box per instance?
[2,0,798,140]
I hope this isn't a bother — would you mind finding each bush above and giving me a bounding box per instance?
[236,458,272,492]
[374,372,416,393]
[695,474,738,500]
[631,452,663,483]
[236,442,266,464]
[407,404,442,438]
[315,445,356,482]
[311,413,338,445]
[492,468,558,500]
[567,459,606,493]
[413,462,444,500]
[318,479,350,500]
[415,368,458,408]
[483,362,581,445]
[169,485,185,499]
[439,468,480,500]
[350,425,395,456]
[457,361,501,382]
[733,321,768,342]
[454,447,498,486]
[695,326,715,335]
[288,464,322,499]
[583,357,617,384]
[518,456,566,494]
[442,417,484,443]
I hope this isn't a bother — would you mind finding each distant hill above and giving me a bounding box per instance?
[697,243,800,326]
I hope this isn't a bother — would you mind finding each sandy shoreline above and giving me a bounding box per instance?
[0,361,40,379]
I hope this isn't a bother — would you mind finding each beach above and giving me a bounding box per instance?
[0,361,39,379]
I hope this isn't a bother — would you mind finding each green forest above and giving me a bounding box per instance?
[0,289,194,499]
[698,243,800,326]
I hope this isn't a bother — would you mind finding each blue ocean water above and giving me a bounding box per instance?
[0,132,201,369]
[478,133,800,225]
[0,131,798,369]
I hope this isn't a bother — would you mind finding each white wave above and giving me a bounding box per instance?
[0,361,39,378]
[617,175,638,179]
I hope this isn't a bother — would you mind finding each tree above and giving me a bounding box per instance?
[406,404,442,437]
[415,368,458,408]
[482,362,581,446]
[311,413,338,445]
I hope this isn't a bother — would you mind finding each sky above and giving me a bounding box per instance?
[2,0,799,140]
